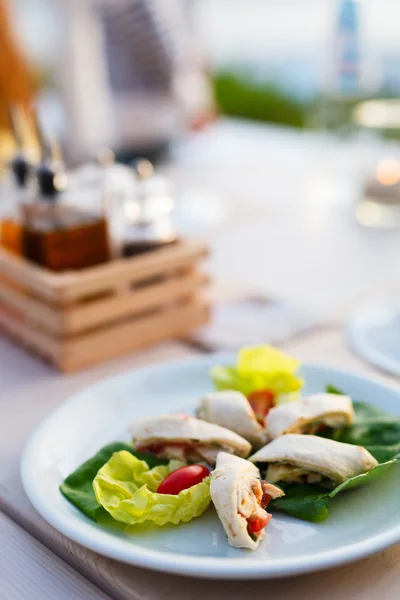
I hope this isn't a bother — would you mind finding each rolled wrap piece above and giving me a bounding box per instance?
[130,414,251,465]
[198,391,268,448]
[210,452,284,550]
[266,393,354,440]
[249,434,378,488]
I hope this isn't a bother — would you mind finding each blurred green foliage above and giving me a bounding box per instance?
[212,71,307,128]
[212,70,400,137]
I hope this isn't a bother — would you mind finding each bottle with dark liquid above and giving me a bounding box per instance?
[23,159,110,271]
[0,153,31,255]
[121,159,178,257]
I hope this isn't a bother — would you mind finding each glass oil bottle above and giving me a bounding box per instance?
[0,152,31,255]
[23,155,110,272]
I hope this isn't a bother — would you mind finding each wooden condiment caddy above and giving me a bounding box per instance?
[0,239,209,371]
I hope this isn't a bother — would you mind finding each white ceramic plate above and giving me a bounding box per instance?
[347,301,400,377]
[21,355,400,580]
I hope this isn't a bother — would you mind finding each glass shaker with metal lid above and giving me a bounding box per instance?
[121,159,178,257]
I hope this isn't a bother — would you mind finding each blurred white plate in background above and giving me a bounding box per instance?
[347,301,400,376]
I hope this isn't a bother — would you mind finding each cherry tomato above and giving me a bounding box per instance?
[247,389,275,423]
[157,465,210,495]
[247,514,271,534]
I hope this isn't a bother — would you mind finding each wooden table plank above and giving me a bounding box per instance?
[0,512,110,600]
[1,329,400,599]
[0,339,198,480]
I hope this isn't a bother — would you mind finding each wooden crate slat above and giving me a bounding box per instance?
[63,270,208,335]
[0,240,207,305]
[0,277,62,334]
[0,249,61,303]
[60,301,209,372]
[56,240,208,304]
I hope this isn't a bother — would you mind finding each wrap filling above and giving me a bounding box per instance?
[135,440,236,464]
[266,462,336,488]
[239,480,283,538]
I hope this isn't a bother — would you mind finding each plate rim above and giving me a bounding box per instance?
[21,354,400,580]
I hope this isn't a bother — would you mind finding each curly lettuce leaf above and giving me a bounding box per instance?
[271,458,398,522]
[93,451,211,526]
[238,345,299,375]
[211,345,303,399]
[60,442,168,521]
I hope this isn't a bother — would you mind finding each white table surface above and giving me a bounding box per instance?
[170,119,400,318]
[2,119,400,599]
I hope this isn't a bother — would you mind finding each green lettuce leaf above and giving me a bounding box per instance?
[334,402,400,447]
[271,459,397,522]
[329,460,396,496]
[364,443,400,463]
[93,451,211,526]
[60,442,168,521]
[211,345,303,399]
[325,384,344,395]
[270,484,330,523]
[270,387,400,522]
[323,385,400,449]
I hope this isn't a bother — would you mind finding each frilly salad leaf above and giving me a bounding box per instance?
[270,388,400,522]
[211,345,303,401]
[93,451,211,526]
[60,442,168,522]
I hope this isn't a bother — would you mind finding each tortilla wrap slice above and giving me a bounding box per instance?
[198,391,268,448]
[130,414,251,465]
[249,434,378,487]
[266,393,354,440]
[210,452,284,550]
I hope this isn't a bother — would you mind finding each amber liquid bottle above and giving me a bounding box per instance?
[0,216,21,254]
[0,154,30,255]
[23,161,110,271]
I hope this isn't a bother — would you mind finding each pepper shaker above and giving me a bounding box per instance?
[121,159,178,257]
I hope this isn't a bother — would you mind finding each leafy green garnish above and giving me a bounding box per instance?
[270,387,400,522]
[325,384,344,395]
[324,385,400,448]
[60,442,168,521]
[271,459,397,522]
[364,443,400,463]
[334,402,400,447]
[211,345,303,398]
[93,451,211,526]
[271,484,330,522]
